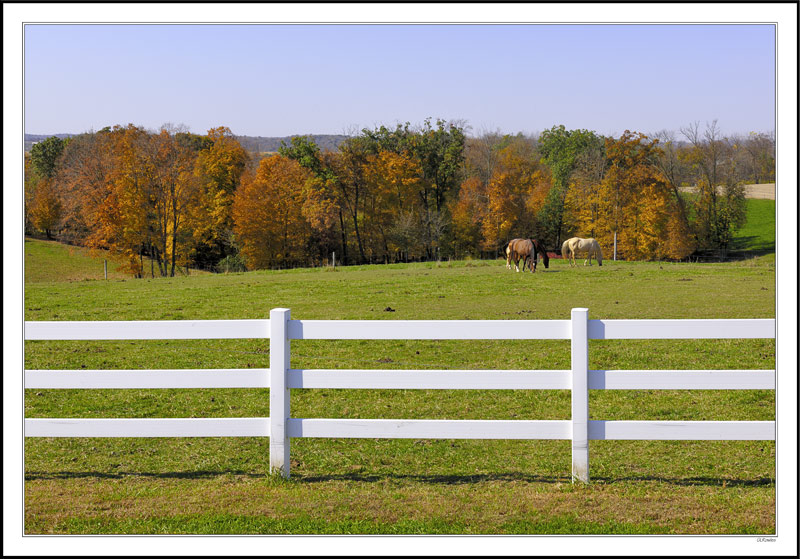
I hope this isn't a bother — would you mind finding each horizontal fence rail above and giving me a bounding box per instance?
[24,319,270,340]
[588,318,775,340]
[23,369,775,391]
[288,319,572,340]
[24,418,270,438]
[24,369,271,389]
[24,309,776,482]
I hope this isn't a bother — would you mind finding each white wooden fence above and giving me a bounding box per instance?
[24,308,775,482]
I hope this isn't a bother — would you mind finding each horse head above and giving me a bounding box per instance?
[533,239,549,269]
[592,239,603,266]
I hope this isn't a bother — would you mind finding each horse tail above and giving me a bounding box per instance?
[561,240,570,259]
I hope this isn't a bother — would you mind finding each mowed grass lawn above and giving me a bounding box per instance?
[23,226,777,535]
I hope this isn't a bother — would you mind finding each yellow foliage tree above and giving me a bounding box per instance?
[362,150,423,260]
[481,139,551,252]
[564,131,693,261]
[192,126,249,267]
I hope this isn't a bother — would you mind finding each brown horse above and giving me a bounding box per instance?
[505,238,549,272]
[505,238,524,270]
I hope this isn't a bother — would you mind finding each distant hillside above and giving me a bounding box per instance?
[25,133,75,152]
[25,133,349,154]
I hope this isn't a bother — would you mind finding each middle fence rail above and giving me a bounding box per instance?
[24,308,776,482]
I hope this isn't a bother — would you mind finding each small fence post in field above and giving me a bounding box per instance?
[104,259,108,280]
[571,307,590,483]
[270,308,291,478]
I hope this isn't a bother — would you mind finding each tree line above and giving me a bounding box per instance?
[24,119,775,276]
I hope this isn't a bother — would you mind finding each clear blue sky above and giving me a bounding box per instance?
[24,23,775,138]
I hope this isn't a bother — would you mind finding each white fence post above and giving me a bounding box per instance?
[571,308,590,483]
[270,308,291,478]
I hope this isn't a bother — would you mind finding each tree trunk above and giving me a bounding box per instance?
[338,210,348,265]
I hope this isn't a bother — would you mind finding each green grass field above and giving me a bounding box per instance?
[23,203,777,536]
[729,199,776,254]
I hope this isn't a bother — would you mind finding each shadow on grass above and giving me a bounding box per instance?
[25,470,775,487]
[25,469,265,481]
[728,235,775,254]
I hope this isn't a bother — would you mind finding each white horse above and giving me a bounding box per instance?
[562,237,603,267]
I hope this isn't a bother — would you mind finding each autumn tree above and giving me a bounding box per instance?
[102,124,154,275]
[565,131,692,260]
[482,136,551,253]
[279,136,345,264]
[360,119,466,260]
[191,126,249,269]
[362,150,423,261]
[53,131,115,247]
[450,176,486,258]
[24,154,36,234]
[51,125,153,275]
[52,125,204,276]
[232,155,313,269]
[145,128,200,276]
[560,140,607,242]
[452,132,508,257]
[28,176,62,239]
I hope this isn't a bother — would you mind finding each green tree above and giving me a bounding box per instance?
[537,125,603,247]
[680,120,747,257]
[30,136,66,179]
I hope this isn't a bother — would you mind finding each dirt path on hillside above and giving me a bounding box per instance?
[742,183,775,199]
[679,183,775,200]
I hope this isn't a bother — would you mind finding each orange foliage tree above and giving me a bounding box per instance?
[28,176,63,239]
[453,135,551,256]
[232,155,313,269]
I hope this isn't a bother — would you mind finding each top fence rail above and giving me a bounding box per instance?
[24,318,774,341]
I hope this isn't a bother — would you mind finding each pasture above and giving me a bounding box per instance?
[22,218,777,535]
